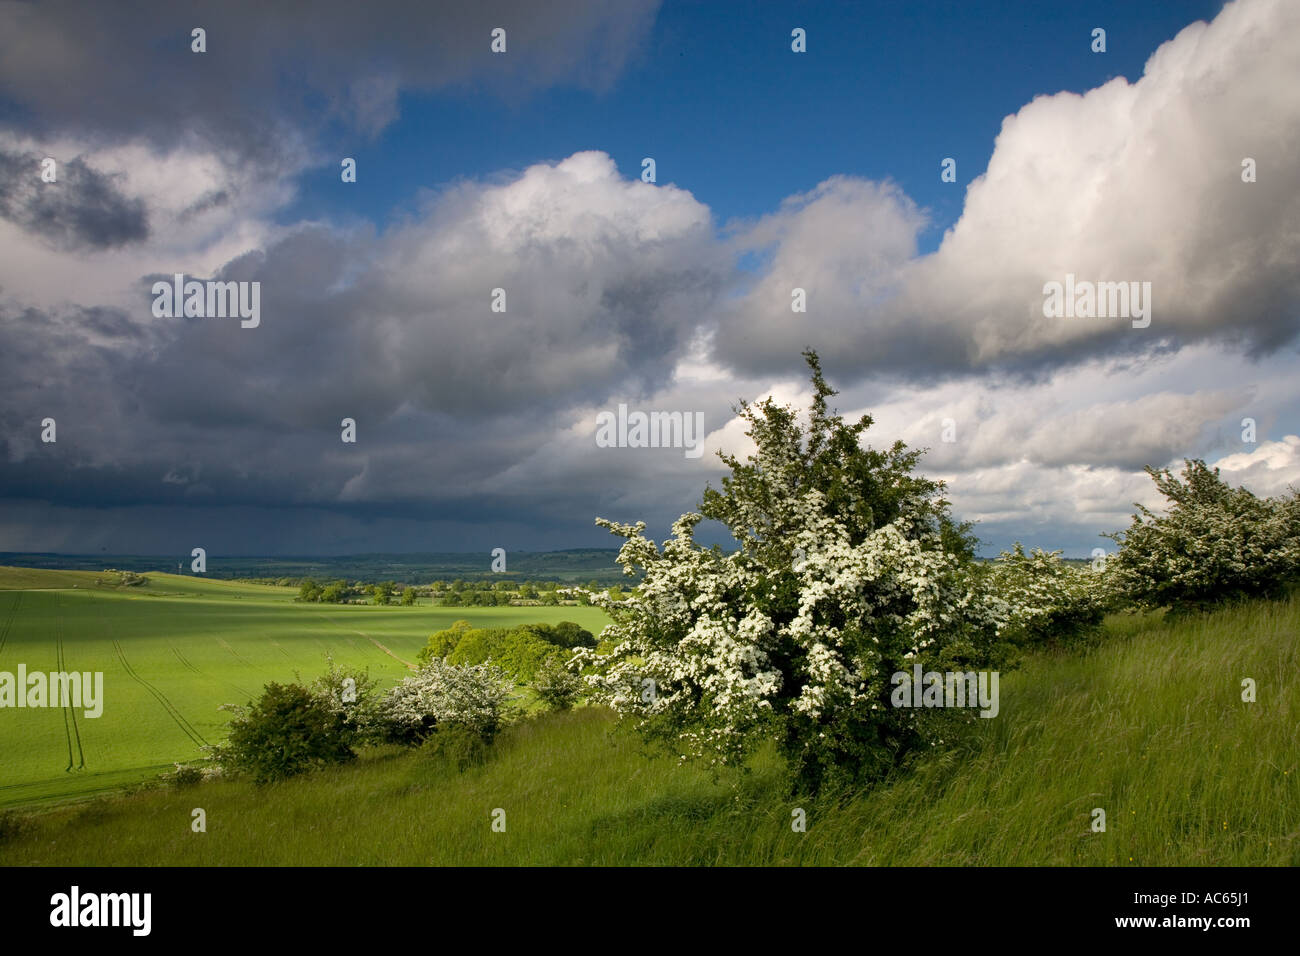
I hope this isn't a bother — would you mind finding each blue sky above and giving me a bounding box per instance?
[283,0,1222,254]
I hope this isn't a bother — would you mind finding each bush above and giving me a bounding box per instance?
[383,658,517,744]
[573,350,1014,795]
[319,580,350,603]
[533,655,582,711]
[166,763,204,788]
[0,810,34,846]
[983,544,1107,646]
[445,626,565,682]
[212,682,355,783]
[417,619,475,665]
[1104,459,1300,614]
[418,620,594,681]
[420,721,491,771]
[306,655,387,743]
[521,621,598,649]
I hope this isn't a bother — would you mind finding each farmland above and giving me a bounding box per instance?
[0,586,1295,866]
[0,567,609,809]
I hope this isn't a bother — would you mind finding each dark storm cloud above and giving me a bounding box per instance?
[0,0,661,161]
[0,149,148,250]
[0,152,729,537]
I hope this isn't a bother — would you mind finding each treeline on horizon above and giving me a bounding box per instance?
[292,577,629,607]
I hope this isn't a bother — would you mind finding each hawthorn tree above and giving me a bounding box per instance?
[574,350,1013,795]
[1103,459,1300,613]
[983,544,1109,647]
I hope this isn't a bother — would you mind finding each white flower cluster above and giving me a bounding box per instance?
[384,657,517,736]
[572,487,1010,770]
[983,544,1107,643]
[1104,460,1300,611]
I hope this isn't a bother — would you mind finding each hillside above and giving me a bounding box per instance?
[0,568,610,808]
[2,593,1295,865]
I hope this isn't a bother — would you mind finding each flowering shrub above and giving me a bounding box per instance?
[983,544,1108,646]
[532,655,583,711]
[307,655,388,743]
[383,658,518,744]
[165,762,204,788]
[572,351,1017,794]
[1103,459,1300,614]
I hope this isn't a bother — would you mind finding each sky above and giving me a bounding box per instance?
[1,0,1298,559]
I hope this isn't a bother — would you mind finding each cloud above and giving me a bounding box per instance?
[712,0,1300,383]
[1214,435,1300,498]
[0,151,728,526]
[0,0,661,162]
[0,149,148,250]
[872,381,1251,472]
[3,0,1298,557]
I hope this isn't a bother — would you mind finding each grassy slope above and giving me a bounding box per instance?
[0,567,608,808]
[2,591,1296,865]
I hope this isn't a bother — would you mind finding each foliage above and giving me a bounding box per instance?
[446,626,563,682]
[983,544,1108,646]
[417,619,594,680]
[306,655,388,743]
[533,655,583,711]
[518,620,597,649]
[212,682,355,784]
[420,721,491,770]
[383,658,518,744]
[96,569,148,588]
[166,763,204,788]
[418,620,475,665]
[1103,459,1300,614]
[573,350,1014,795]
[293,578,376,604]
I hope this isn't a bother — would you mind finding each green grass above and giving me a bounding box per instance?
[1,587,1295,865]
[0,566,609,808]
[0,567,131,590]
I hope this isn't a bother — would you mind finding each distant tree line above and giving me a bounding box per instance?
[290,576,633,607]
[296,579,417,605]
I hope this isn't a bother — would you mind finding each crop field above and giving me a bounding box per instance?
[1,590,1296,866]
[0,567,609,808]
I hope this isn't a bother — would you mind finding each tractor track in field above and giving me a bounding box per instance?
[171,644,204,676]
[0,590,22,661]
[170,643,254,700]
[54,598,86,772]
[214,637,254,668]
[321,613,417,670]
[113,640,208,749]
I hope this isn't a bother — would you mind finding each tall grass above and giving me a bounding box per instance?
[3,595,1295,865]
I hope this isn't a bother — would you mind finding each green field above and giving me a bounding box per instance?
[0,573,1295,865]
[0,567,609,809]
